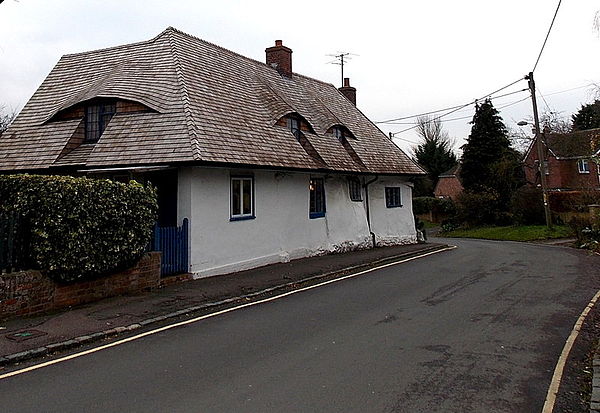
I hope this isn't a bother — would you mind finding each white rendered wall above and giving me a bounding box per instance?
[177,167,416,278]
[368,177,418,246]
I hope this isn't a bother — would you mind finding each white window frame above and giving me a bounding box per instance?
[230,176,254,220]
[577,159,590,174]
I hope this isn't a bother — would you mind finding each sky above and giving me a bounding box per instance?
[1,0,599,155]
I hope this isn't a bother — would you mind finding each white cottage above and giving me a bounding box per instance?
[0,28,425,278]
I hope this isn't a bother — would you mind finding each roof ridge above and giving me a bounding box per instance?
[166,29,203,161]
[167,27,337,88]
[62,28,171,58]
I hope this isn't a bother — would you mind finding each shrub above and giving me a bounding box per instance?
[412,196,456,215]
[0,174,157,283]
[510,186,545,225]
[569,216,600,252]
[455,189,510,227]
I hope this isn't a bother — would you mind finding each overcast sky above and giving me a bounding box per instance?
[1,0,599,154]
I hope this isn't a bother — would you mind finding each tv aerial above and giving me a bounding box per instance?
[326,52,358,87]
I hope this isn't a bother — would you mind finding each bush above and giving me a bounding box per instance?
[569,216,600,252]
[455,189,511,227]
[510,186,545,225]
[0,174,157,283]
[549,191,600,213]
[412,196,456,215]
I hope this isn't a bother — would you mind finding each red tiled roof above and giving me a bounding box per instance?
[0,27,424,175]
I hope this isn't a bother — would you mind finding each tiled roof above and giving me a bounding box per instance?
[0,27,424,175]
[545,128,600,159]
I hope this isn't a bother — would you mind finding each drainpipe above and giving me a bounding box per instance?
[364,175,378,248]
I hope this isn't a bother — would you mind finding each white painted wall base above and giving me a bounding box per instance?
[177,167,417,279]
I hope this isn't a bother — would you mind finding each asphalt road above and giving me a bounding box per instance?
[0,238,598,413]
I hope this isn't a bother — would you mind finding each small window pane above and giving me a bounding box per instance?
[232,179,241,216]
[242,179,252,215]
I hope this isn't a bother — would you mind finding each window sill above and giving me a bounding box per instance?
[386,205,403,208]
[230,215,255,222]
[578,171,590,174]
[309,212,326,219]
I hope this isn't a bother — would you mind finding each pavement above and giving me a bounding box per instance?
[0,241,449,366]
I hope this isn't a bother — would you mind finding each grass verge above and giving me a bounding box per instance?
[442,225,574,242]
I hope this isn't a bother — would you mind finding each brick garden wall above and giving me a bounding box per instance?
[0,252,161,320]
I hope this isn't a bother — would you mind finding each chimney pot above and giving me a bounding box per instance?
[265,40,293,78]
[339,77,357,106]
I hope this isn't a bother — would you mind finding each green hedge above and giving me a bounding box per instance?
[412,196,456,215]
[0,174,157,283]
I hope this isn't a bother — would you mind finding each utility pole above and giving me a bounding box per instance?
[526,71,553,229]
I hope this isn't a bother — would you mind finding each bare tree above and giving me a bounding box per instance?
[0,105,17,136]
[595,10,600,35]
[510,111,572,154]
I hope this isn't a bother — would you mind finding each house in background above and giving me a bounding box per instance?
[0,28,425,278]
[433,164,463,200]
[523,128,600,192]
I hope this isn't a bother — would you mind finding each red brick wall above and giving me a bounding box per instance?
[0,252,161,320]
[523,141,600,190]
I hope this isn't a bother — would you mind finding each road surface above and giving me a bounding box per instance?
[0,238,597,412]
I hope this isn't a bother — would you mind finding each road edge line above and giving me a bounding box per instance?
[541,288,600,413]
[0,245,456,381]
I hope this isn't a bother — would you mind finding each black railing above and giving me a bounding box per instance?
[0,212,32,274]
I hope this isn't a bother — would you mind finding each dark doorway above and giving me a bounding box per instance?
[144,169,178,227]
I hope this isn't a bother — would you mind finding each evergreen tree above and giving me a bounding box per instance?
[412,116,457,196]
[460,99,523,208]
[571,100,600,131]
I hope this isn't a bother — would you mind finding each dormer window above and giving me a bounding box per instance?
[84,101,116,143]
[328,125,354,143]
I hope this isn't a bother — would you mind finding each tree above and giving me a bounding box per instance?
[510,111,572,154]
[460,99,524,213]
[411,116,457,196]
[571,100,600,131]
[0,105,16,136]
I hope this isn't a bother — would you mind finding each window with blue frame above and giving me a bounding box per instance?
[385,187,402,208]
[309,177,326,218]
[231,176,254,220]
[84,101,116,143]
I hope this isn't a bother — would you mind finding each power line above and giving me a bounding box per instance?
[377,78,524,125]
[389,78,525,136]
[535,86,553,113]
[532,0,562,72]
[388,95,531,127]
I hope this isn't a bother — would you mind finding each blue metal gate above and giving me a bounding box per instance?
[151,218,189,277]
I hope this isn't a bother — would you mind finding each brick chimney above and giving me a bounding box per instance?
[339,78,356,105]
[266,40,292,78]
